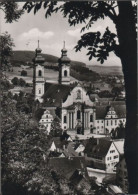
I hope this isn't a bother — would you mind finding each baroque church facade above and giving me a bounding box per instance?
[33,42,126,135]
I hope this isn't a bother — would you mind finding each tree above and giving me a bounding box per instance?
[111,86,122,97]
[0,32,15,70]
[23,2,137,193]
[111,121,125,139]
[1,93,67,194]
[19,78,26,87]
[11,77,19,86]
[50,116,63,137]
[21,70,27,77]
[0,2,24,23]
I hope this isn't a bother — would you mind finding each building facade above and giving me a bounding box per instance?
[39,110,53,134]
[33,41,45,103]
[33,42,126,135]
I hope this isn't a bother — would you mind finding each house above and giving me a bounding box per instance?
[48,156,87,180]
[84,138,120,173]
[94,103,126,134]
[39,109,53,134]
[107,184,123,195]
[49,137,68,153]
[63,142,78,158]
[74,143,85,156]
[116,156,128,193]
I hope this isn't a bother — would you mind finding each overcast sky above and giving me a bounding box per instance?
[1,2,122,66]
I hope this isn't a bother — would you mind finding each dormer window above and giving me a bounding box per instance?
[77,90,81,99]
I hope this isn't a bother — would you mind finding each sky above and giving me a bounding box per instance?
[1,2,122,66]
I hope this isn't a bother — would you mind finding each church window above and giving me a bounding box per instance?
[90,115,93,122]
[64,116,67,123]
[46,115,48,118]
[64,70,67,77]
[38,89,41,94]
[38,70,42,77]
[77,90,81,99]
[115,120,117,125]
[107,121,108,126]
[111,120,113,126]
[77,110,81,119]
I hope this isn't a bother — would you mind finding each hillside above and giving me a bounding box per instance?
[88,65,123,76]
[11,50,86,67]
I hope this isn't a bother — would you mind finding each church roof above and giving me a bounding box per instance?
[96,104,126,119]
[43,83,72,107]
[65,102,93,110]
[58,42,71,63]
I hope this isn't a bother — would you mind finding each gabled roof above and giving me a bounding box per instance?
[43,83,72,107]
[48,157,86,179]
[52,137,68,149]
[84,138,112,158]
[63,142,78,157]
[96,103,126,119]
[113,139,124,155]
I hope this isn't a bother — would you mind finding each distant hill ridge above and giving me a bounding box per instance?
[87,65,123,75]
[11,50,86,67]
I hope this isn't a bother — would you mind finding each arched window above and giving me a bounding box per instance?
[90,114,93,122]
[77,110,81,120]
[38,70,42,77]
[77,90,81,99]
[111,120,113,126]
[64,116,67,123]
[64,70,67,77]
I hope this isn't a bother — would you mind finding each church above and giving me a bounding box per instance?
[33,41,126,135]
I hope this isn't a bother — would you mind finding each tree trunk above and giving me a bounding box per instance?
[117,2,137,194]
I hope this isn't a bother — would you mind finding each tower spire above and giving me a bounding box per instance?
[38,40,40,48]
[63,41,65,49]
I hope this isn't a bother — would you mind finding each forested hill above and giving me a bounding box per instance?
[88,65,123,76]
[11,50,86,67]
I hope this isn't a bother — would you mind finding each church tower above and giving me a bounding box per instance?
[33,40,45,103]
[58,42,71,85]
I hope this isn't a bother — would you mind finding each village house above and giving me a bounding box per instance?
[39,109,53,134]
[84,138,120,173]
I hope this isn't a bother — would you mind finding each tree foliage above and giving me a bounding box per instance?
[21,70,27,76]
[23,1,136,64]
[0,2,24,23]
[0,32,15,70]
[1,92,71,194]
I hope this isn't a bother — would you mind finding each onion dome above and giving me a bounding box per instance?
[59,41,70,63]
[33,40,45,64]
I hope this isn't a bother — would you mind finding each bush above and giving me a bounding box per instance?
[11,77,19,85]
[19,78,26,87]
[21,70,27,76]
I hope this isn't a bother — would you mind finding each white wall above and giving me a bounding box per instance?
[105,143,119,172]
